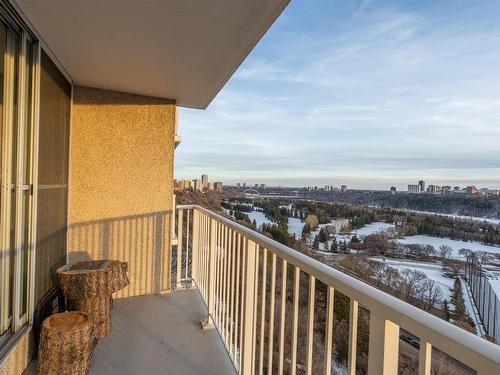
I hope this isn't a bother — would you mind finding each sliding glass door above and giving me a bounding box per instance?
[0,15,37,347]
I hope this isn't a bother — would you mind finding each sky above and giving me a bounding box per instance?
[175,0,500,190]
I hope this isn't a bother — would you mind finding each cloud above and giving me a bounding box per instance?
[176,0,500,189]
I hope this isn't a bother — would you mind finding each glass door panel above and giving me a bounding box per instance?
[0,21,36,342]
[0,20,7,338]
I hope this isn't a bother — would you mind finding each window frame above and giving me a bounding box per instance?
[0,8,39,352]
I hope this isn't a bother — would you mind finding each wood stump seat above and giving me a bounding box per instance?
[38,312,95,375]
[57,260,129,338]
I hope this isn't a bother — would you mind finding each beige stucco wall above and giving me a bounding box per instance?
[68,86,175,297]
[0,330,34,375]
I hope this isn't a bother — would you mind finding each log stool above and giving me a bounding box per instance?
[57,260,129,338]
[37,312,95,375]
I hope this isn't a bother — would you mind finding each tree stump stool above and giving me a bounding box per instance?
[37,312,95,375]
[57,260,129,338]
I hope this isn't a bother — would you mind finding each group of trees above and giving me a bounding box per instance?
[446,279,475,332]
[399,214,500,246]
[338,256,444,313]
[221,200,253,213]
[302,189,500,219]
[227,197,500,247]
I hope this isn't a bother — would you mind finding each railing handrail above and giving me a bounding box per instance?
[177,204,500,371]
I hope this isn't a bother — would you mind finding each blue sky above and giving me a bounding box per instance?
[176,0,500,190]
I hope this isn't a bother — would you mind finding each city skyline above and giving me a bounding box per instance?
[175,0,500,189]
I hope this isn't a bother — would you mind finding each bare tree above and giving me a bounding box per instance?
[399,269,426,301]
[369,261,387,287]
[475,251,493,265]
[458,248,472,259]
[438,245,452,259]
[383,266,400,289]
[390,242,407,260]
[441,259,463,278]
[419,279,442,311]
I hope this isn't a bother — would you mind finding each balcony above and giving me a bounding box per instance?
[89,291,235,375]
[26,205,500,374]
[168,205,500,374]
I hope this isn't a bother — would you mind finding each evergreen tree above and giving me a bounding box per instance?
[330,237,338,253]
[302,222,311,241]
[312,234,320,250]
[323,241,330,252]
[341,240,349,253]
[442,299,451,322]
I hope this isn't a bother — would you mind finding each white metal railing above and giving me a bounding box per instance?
[173,205,500,375]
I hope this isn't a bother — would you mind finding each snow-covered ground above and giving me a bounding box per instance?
[354,222,395,238]
[227,205,500,261]
[370,258,454,300]
[397,235,500,259]
[287,217,303,238]
[247,210,270,229]
[329,221,395,245]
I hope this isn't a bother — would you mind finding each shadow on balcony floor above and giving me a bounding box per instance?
[87,289,235,375]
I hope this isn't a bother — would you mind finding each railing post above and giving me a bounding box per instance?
[368,313,400,375]
[176,208,183,288]
[240,239,259,375]
[419,341,431,375]
[202,217,216,329]
[191,209,199,283]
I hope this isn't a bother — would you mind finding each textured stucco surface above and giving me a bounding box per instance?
[68,86,176,298]
[0,329,34,375]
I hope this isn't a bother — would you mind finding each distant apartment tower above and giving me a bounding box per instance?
[408,184,420,194]
[215,182,223,191]
[236,183,241,188]
[390,186,397,194]
[176,179,192,190]
[242,183,246,188]
[207,182,215,191]
[255,183,259,188]
[466,185,478,195]
[201,174,208,188]
[260,184,266,188]
[418,180,425,192]
[194,179,203,191]
[325,185,336,191]
[427,185,441,193]
[341,185,347,192]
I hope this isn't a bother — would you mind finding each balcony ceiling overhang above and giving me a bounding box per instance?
[14,0,289,109]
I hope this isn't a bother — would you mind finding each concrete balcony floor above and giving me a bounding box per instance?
[90,289,235,374]
[25,290,235,375]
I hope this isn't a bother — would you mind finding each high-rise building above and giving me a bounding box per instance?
[418,180,425,192]
[207,182,215,191]
[427,185,441,193]
[341,185,347,192]
[408,184,420,194]
[201,174,208,188]
[466,185,478,195]
[194,179,203,191]
[215,182,223,191]
[260,184,266,188]
[390,186,397,194]
[236,183,241,188]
